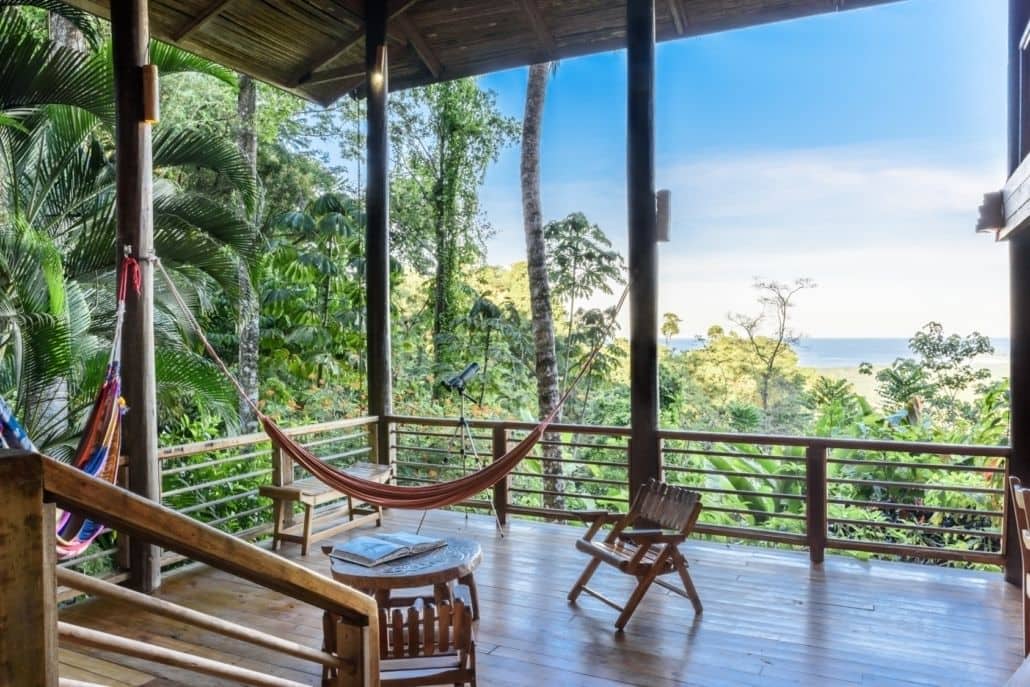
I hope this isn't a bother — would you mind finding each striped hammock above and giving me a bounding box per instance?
[0,256,137,559]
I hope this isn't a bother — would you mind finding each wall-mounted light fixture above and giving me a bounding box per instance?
[369,44,388,91]
[656,189,671,242]
[142,64,160,124]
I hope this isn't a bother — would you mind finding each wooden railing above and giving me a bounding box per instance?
[388,416,1011,566]
[0,450,379,687]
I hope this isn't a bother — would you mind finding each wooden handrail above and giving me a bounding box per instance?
[387,414,1011,457]
[58,622,308,687]
[159,415,378,460]
[39,454,377,625]
[56,568,345,669]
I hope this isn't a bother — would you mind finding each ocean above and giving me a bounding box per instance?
[668,337,1011,369]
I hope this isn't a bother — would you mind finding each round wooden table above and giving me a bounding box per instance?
[328,536,482,619]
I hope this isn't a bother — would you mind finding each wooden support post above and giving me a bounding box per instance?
[0,452,58,687]
[492,426,509,525]
[271,442,296,529]
[112,0,161,593]
[626,0,660,496]
[1009,0,1030,585]
[366,0,393,466]
[805,443,828,564]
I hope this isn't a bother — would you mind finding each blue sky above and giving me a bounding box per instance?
[473,0,1009,338]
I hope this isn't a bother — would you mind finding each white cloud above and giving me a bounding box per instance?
[482,143,1010,338]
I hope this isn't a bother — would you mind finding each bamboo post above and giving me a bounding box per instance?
[492,425,508,525]
[112,0,161,593]
[0,452,58,687]
[806,443,828,564]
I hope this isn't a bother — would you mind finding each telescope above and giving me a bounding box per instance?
[442,362,480,392]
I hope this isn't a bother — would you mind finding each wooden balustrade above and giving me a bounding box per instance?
[387,415,1011,567]
[0,450,379,687]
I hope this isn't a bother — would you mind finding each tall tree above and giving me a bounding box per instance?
[390,79,517,383]
[520,62,564,509]
[236,73,259,429]
[48,11,84,51]
[729,278,814,423]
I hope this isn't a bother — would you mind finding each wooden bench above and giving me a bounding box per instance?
[259,461,392,555]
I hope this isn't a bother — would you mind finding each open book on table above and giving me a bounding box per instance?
[327,532,447,567]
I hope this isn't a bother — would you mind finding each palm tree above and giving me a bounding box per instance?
[0,8,257,452]
[520,62,564,509]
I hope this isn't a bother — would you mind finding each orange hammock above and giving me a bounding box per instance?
[157,259,627,511]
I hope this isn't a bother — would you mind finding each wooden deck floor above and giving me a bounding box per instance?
[61,508,1025,686]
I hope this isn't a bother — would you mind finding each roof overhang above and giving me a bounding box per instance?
[64,0,905,105]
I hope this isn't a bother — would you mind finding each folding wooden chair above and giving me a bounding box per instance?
[568,479,703,630]
[1010,476,1030,656]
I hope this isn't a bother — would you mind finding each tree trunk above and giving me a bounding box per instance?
[521,63,563,510]
[49,12,86,52]
[235,74,260,430]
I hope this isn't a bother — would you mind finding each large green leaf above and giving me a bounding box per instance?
[153,128,257,213]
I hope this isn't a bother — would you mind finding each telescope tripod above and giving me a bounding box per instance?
[416,386,505,537]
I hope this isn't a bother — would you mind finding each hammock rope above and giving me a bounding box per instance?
[155,256,630,510]
[0,255,139,559]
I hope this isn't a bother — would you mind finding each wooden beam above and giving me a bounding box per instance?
[627,0,660,496]
[669,0,688,35]
[0,455,57,687]
[172,0,234,41]
[367,0,393,466]
[519,0,556,57]
[290,0,420,87]
[304,45,411,87]
[112,0,161,594]
[395,12,441,78]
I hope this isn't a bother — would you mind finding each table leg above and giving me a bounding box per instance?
[374,589,390,609]
[459,573,480,620]
[433,583,452,608]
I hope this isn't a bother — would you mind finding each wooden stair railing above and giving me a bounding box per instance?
[0,450,380,687]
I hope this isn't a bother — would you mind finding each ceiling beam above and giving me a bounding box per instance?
[173,0,234,41]
[669,0,688,35]
[304,45,411,87]
[519,0,556,57]
[394,12,441,78]
[290,0,421,87]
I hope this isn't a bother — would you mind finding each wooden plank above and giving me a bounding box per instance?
[0,453,57,687]
[518,0,555,57]
[1000,152,1030,239]
[668,0,688,34]
[112,0,161,594]
[172,0,234,40]
[59,507,1025,686]
[395,12,441,78]
[39,455,378,624]
[59,622,308,687]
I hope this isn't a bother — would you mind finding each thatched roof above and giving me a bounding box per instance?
[65,0,903,104]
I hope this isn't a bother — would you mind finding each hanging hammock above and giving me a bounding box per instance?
[156,257,629,511]
[0,255,138,559]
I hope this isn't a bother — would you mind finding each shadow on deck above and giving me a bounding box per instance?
[60,508,1024,686]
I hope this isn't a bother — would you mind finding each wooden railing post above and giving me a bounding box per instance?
[271,442,296,529]
[0,452,58,687]
[806,443,828,564]
[492,425,509,525]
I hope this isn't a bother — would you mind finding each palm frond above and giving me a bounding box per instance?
[0,9,114,125]
[1,0,102,48]
[153,128,257,213]
[148,41,237,87]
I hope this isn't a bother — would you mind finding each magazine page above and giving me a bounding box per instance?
[378,532,447,554]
